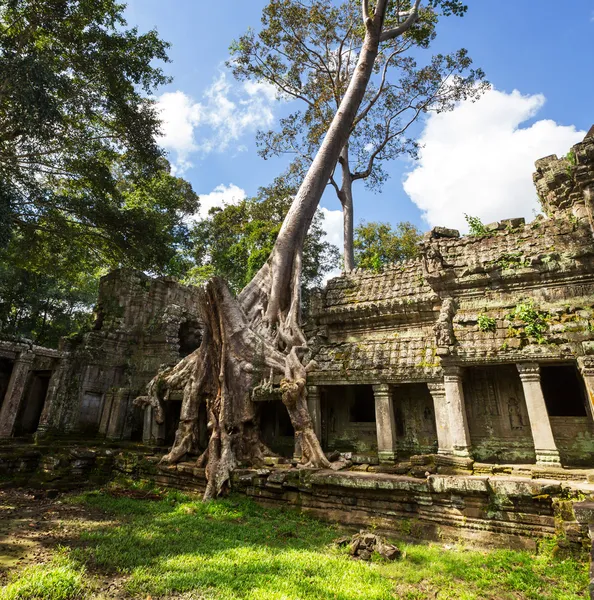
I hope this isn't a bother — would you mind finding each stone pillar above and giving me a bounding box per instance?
[373,384,397,463]
[0,352,35,438]
[578,357,594,420]
[427,382,452,455]
[516,363,561,467]
[106,388,131,440]
[36,360,66,437]
[307,385,322,441]
[441,367,472,457]
[142,405,166,445]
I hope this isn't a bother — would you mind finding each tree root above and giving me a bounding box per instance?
[139,265,330,499]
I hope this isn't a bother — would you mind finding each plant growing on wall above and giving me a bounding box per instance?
[477,313,496,333]
[464,214,489,237]
[507,301,549,345]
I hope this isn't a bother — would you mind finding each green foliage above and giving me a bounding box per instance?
[8,487,587,600]
[0,0,202,269]
[0,552,86,600]
[464,214,489,237]
[230,0,487,200]
[477,313,496,333]
[0,165,198,346]
[354,221,422,271]
[493,252,529,271]
[185,175,339,295]
[507,300,549,344]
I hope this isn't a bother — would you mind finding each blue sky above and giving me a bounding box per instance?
[124,1,594,246]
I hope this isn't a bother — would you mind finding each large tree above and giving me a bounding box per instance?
[0,0,187,265]
[230,0,486,270]
[354,220,421,270]
[140,0,465,500]
[0,165,199,346]
[186,176,339,295]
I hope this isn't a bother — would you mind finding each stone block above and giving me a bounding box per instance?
[428,475,490,495]
[429,226,460,239]
[500,217,526,229]
[573,502,594,524]
[489,478,562,499]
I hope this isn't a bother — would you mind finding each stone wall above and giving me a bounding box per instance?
[36,269,203,441]
[2,442,593,551]
[306,129,594,467]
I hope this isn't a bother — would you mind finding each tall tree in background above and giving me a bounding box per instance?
[0,0,199,266]
[0,165,199,346]
[141,0,468,500]
[186,177,339,296]
[354,220,421,270]
[0,0,200,344]
[230,0,486,270]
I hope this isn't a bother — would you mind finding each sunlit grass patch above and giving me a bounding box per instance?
[2,487,590,600]
[0,551,86,600]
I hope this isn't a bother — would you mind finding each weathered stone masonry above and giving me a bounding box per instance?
[0,270,204,445]
[306,128,594,469]
[3,131,594,475]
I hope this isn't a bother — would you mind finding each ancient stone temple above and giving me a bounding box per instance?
[0,269,203,444]
[305,127,594,470]
[2,129,594,477]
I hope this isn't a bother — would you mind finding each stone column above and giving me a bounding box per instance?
[106,388,131,440]
[0,352,35,438]
[373,384,397,463]
[516,363,561,467]
[578,357,594,420]
[427,382,452,455]
[441,367,472,457]
[307,385,322,441]
[35,360,66,437]
[142,404,166,445]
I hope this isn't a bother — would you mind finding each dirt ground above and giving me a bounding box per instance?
[0,488,129,597]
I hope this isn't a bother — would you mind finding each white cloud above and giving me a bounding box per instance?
[186,183,247,224]
[403,88,585,232]
[156,73,278,173]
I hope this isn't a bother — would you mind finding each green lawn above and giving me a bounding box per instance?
[1,484,589,599]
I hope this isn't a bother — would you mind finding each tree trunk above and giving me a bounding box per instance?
[137,4,401,499]
[338,143,355,271]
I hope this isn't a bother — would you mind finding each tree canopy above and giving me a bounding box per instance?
[230,0,486,269]
[354,220,421,270]
[0,0,199,270]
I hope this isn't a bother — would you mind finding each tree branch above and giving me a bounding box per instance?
[362,0,371,26]
[353,49,399,129]
[379,0,422,42]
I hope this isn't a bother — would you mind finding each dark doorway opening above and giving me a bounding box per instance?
[350,385,375,422]
[14,370,51,436]
[164,400,182,445]
[0,358,13,411]
[541,364,588,416]
[178,320,202,357]
[259,400,294,458]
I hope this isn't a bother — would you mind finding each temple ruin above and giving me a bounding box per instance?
[3,128,594,475]
[3,129,594,580]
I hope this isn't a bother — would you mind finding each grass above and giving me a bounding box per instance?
[0,551,86,600]
[1,483,590,599]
